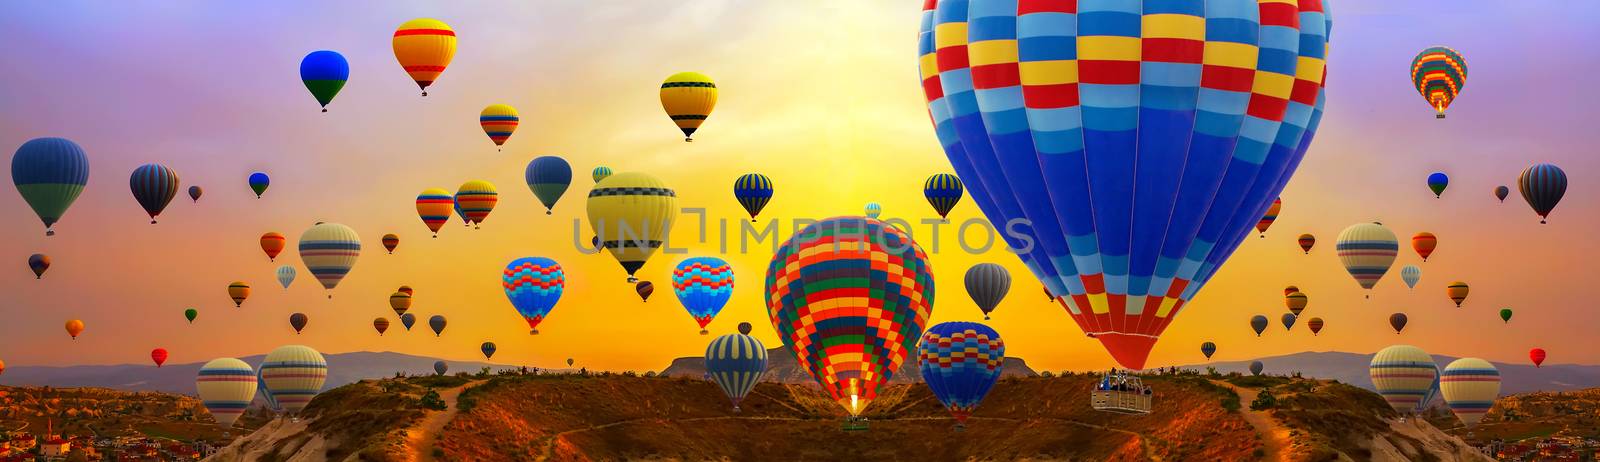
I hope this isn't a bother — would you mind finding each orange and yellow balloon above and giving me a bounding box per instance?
[660,72,717,142]
[228,281,250,307]
[65,319,84,339]
[416,188,454,237]
[479,104,519,149]
[392,18,457,97]
[455,180,499,228]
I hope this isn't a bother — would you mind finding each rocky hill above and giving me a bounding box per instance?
[659,344,1037,383]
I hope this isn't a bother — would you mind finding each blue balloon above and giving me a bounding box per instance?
[256,367,282,413]
[1281,313,1297,331]
[400,313,416,331]
[428,315,447,337]
[503,257,563,335]
[1251,315,1269,337]
[248,172,270,198]
[1200,341,1216,360]
[705,333,768,411]
[1427,172,1449,198]
[11,137,90,235]
[733,173,774,221]
[299,50,349,111]
[129,164,180,224]
[671,257,732,334]
[481,342,497,360]
[433,361,448,376]
[918,322,1004,427]
[525,156,573,214]
[917,0,1331,369]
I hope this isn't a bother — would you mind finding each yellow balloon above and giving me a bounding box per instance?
[587,172,677,282]
[392,18,457,96]
[228,281,250,307]
[660,72,717,141]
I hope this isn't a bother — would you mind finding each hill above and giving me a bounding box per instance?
[210,370,1488,461]
[0,351,512,395]
[1184,351,1600,395]
[659,344,1038,383]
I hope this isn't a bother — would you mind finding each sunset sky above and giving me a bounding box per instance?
[2,1,1597,374]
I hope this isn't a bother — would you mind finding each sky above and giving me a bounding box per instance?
[2,1,1598,374]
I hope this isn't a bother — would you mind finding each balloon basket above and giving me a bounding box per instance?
[842,418,869,432]
[1435,114,1445,119]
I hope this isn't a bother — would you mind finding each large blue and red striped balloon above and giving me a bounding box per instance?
[672,257,734,334]
[503,257,564,334]
[918,0,1332,369]
[129,163,180,224]
[918,322,1005,426]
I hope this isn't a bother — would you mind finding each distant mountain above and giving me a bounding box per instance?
[1181,351,1600,395]
[0,351,513,395]
[659,344,1037,383]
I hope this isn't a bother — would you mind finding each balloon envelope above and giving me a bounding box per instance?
[373,317,390,335]
[1297,234,1315,254]
[393,18,457,95]
[184,308,198,323]
[1400,265,1421,289]
[1411,232,1436,262]
[228,282,250,307]
[1370,345,1439,414]
[196,358,256,428]
[733,173,774,221]
[28,253,49,279]
[1499,308,1513,324]
[382,234,399,254]
[1426,172,1448,198]
[503,257,563,334]
[389,291,412,316]
[248,172,269,198]
[455,180,499,227]
[635,281,654,302]
[1250,315,1268,337]
[591,166,613,183]
[129,164,180,223]
[1493,185,1509,203]
[151,348,169,367]
[1307,317,1325,335]
[919,322,1004,425]
[587,172,678,282]
[1280,313,1297,331]
[672,257,733,333]
[1411,46,1467,118]
[1529,348,1545,367]
[400,313,416,330]
[261,345,328,415]
[434,361,448,376]
[416,188,454,236]
[1389,313,1408,333]
[188,185,203,202]
[660,72,717,141]
[1249,361,1264,376]
[1285,292,1308,316]
[1446,281,1469,307]
[1518,163,1567,223]
[1256,198,1282,236]
[300,50,349,110]
[289,313,308,334]
[864,202,882,219]
[922,173,963,220]
[705,333,768,410]
[964,263,1011,320]
[1337,223,1399,290]
[1441,358,1500,427]
[13,138,90,235]
[429,315,447,336]
[526,156,573,214]
[298,223,361,293]
[479,104,519,147]
[1200,342,1216,359]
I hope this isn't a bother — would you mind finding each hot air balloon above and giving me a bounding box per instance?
[1308,317,1325,336]
[129,164,179,223]
[433,361,448,376]
[269,266,293,291]
[373,317,390,336]
[922,173,963,222]
[389,291,412,316]
[1297,234,1315,254]
[429,315,447,337]
[228,281,250,307]
[1426,172,1449,198]
[1370,345,1439,414]
[1249,361,1264,376]
[706,333,767,412]
[733,173,774,222]
[417,188,453,237]
[737,322,753,335]
[398,285,414,296]
[1529,348,1545,368]
[672,257,733,334]
[1441,358,1499,427]
[260,232,286,261]
[1283,285,1300,297]
[28,254,49,279]
[1285,292,1308,316]
[300,50,349,112]
[917,0,1332,369]
[1256,198,1282,237]
[65,319,84,339]
[635,281,654,302]
[660,72,717,141]
[151,348,169,367]
[1519,163,1567,224]
[1411,46,1466,118]
[767,217,933,416]
[526,156,573,215]
[455,180,498,228]
[1337,223,1399,295]
[256,368,281,414]
[184,308,197,324]
[503,257,563,334]
[393,19,456,96]
[1499,308,1513,324]
[566,358,574,367]
[453,199,469,227]
[1400,265,1421,290]
[587,172,678,282]
[480,342,497,360]
[261,345,328,415]
[591,166,613,183]
[400,313,416,331]
[1200,342,1216,360]
[289,313,308,334]
[1250,315,1268,337]
[248,172,269,198]
[965,263,1011,320]
[1446,281,1469,307]
[479,104,519,149]
[864,202,882,219]
[1493,186,1508,203]
[196,358,256,428]
[0,359,5,376]
[919,322,1004,429]
[1281,313,1297,331]
[1389,313,1408,334]
[12,137,90,236]
[1412,232,1436,262]
[382,234,399,254]
[188,185,203,202]
[298,222,361,297]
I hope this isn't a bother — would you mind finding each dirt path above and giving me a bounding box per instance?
[408,380,484,462]
[1212,380,1290,461]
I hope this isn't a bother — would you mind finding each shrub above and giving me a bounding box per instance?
[1250,390,1277,411]
[419,389,447,410]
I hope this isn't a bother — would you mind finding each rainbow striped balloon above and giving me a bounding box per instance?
[416,188,453,236]
[1369,345,1438,414]
[297,223,361,295]
[918,0,1332,370]
[766,217,933,416]
[1256,198,1282,237]
[1441,358,1500,427]
[672,257,733,334]
[196,358,257,428]
[1411,46,1467,118]
[503,257,564,334]
[479,104,519,148]
[705,333,768,411]
[392,18,456,96]
[455,180,499,227]
[1336,223,1398,291]
[260,345,328,416]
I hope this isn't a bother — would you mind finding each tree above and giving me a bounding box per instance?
[1250,390,1277,411]
[419,389,446,411]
